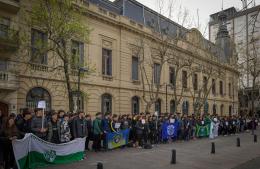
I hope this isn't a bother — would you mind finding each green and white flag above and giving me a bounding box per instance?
[12,133,85,169]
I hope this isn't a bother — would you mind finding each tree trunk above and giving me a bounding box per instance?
[64,60,74,112]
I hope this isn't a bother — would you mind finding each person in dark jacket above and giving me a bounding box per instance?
[121,115,130,130]
[72,111,88,139]
[47,112,61,143]
[92,112,103,152]
[135,117,145,147]
[101,113,111,149]
[31,108,48,140]
[16,110,32,138]
[2,116,21,169]
[85,114,92,150]
[0,110,4,168]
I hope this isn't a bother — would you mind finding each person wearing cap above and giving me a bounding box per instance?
[47,111,61,143]
[31,108,48,140]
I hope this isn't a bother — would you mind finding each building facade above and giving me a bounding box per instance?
[0,0,239,117]
[209,5,260,88]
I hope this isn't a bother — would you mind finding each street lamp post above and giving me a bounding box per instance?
[166,84,168,113]
[77,67,88,112]
[166,84,172,114]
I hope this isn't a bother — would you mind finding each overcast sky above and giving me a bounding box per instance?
[132,0,260,38]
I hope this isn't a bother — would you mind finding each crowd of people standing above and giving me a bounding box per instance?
[0,108,258,169]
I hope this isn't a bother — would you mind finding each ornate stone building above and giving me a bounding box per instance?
[0,0,239,116]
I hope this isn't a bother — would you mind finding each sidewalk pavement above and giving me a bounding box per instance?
[46,129,260,169]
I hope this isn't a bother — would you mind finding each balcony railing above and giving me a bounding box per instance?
[0,70,18,90]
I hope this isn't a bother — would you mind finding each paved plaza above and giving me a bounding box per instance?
[47,129,260,169]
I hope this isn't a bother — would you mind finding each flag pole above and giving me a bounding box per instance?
[41,108,45,129]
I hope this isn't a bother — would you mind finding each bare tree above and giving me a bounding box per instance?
[189,65,222,116]
[23,0,91,111]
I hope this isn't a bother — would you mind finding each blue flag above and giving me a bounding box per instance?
[106,129,130,149]
[162,121,178,140]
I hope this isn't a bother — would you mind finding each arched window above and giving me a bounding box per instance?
[182,101,189,114]
[170,100,176,114]
[132,96,140,115]
[71,91,84,112]
[26,87,51,111]
[220,104,224,116]
[155,99,161,114]
[204,101,209,114]
[101,93,112,115]
[213,104,217,115]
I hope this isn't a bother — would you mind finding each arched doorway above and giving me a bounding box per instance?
[220,104,224,116]
[182,101,189,115]
[213,104,217,115]
[155,99,161,115]
[0,102,8,117]
[170,100,176,114]
[132,96,140,115]
[101,93,112,115]
[229,105,232,117]
[26,87,51,111]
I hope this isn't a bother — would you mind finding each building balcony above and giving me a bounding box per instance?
[0,70,18,90]
[0,0,20,13]
[0,27,19,56]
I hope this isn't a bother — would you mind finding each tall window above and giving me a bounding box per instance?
[212,79,216,95]
[229,105,232,116]
[182,70,188,89]
[169,67,175,86]
[170,100,176,113]
[219,80,224,96]
[193,73,198,90]
[220,104,224,116]
[154,63,161,85]
[132,56,139,80]
[102,48,112,76]
[203,76,208,92]
[182,101,189,114]
[71,40,84,69]
[0,60,7,71]
[132,96,140,115]
[228,83,231,97]
[0,17,10,38]
[204,101,209,114]
[213,104,217,115]
[26,87,51,111]
[31,29,48,64]
[155,99,161,114]
[101,93,112,114]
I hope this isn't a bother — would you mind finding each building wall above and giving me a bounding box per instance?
[0,0,239,116]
